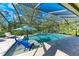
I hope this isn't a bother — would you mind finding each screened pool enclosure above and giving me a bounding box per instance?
[0,3,79,36]
[0,3,79,56]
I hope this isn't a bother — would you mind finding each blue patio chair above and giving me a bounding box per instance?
[15,38,34,51]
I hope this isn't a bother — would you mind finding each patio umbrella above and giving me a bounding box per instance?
[13,26,37,40]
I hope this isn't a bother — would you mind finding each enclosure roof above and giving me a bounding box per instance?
[37,3,74,15]
[0,3,78,26]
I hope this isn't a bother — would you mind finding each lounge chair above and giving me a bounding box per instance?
[4,32,16,38]
[15,38,34,51]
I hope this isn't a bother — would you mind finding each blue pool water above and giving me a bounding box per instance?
[29,33,66,42]
[47,33,66,41]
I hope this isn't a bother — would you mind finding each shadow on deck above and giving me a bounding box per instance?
[45,36,79,56]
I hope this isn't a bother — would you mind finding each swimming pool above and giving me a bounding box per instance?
[4,33,66,56]
[29,33,66,43]
[48,33,66,41]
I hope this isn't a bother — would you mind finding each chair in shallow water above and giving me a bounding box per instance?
[15,38,34,51]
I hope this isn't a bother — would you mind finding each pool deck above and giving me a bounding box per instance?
[0,38,15,56]
[1,35,79,56]
[0,37,69,56]
[15,42,68,56]
[0,36,24,56]
[14,36,79,56]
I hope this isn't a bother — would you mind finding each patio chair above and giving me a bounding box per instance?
[4,32,16,38]
[15,38,34,51]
